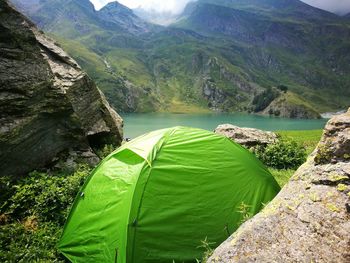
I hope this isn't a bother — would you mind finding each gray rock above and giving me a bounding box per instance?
[315,108,350,164]
[215,124,278,148]
[208,108,350,263]
[0,1,123,177]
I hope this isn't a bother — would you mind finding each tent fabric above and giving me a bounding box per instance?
[58,126,280,263]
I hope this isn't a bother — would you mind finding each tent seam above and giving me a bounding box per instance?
[127,128,176,262]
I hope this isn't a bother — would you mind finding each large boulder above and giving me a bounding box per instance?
[208,109,350,262]
[0,1,123,177]
[215,124,278,148]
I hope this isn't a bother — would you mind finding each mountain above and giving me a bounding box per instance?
[177,0,340,38]
[98,2,154,34]
[10,0,350,117]
[0,0,123,176]
[11,0,156,37]
[192,0,338,20]
[172,0,350,114]
[11,0,98,35]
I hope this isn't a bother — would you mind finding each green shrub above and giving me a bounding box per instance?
[1,164,91,225]
[0,222,64,263]
[95,144,117,159]
[254,139,307,170]
[0,164,92,262]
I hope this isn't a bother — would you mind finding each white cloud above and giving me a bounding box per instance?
[301,0,350,15]
[90,0,350,15]
[90,0,194,13]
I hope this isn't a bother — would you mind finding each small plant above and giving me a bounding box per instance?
[197,237,215,262]
[253,139,307,170]
[237,202,252,225]
[95,144,117,159]
[1,164,91,225]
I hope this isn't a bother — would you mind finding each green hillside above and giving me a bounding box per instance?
[11,0,350,116]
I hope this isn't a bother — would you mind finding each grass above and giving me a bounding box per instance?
[277,129,323,155]
[164,99,211,113]
[267,129,323,188]
[269,168,295,187]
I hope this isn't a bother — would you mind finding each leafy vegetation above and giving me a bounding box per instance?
[95,144,118,159]
[266,129,322,187]
[254,139,307,170]
[0,165,92,262]
[0,222,63,262]
[277,129,323,154]
[237,202,253,225]
[197,237,215,262]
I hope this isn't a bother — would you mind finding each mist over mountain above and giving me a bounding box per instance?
[133,8,179,26]
[10,0,350,117]
[91,0,350,16]
[301,0,350,15]
[92,0,194,13]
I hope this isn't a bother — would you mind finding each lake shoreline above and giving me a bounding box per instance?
[121,113,328,139]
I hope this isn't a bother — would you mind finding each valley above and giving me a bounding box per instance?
[11,0,350,118]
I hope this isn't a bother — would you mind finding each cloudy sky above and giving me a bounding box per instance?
[91,0,192,13]
[90,0,350,15]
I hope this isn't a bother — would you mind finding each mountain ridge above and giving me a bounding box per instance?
[98,1,156,34]
[9,0,350,117]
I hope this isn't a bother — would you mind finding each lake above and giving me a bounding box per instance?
[121,113,328,139]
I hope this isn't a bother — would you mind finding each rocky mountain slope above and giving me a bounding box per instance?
[0,0,123,177]
[10,0,350,117]
[98,2,153,35]
[208,108,350,262]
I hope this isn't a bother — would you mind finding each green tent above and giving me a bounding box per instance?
[58,126,280,263]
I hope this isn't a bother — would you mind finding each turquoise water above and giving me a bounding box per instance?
[121,113,328,138]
